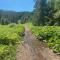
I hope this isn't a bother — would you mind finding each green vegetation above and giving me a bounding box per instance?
[29,24,60,54]
[0,10,31,24]
[32,0,60,26]
[0,0,60,59]
[29,0,60,55]
[0,24,24,60]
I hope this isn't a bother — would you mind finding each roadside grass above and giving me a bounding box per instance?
[29,23,60,54]
[0,24,25,60]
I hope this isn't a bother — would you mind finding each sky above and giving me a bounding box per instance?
[0,0,34,12]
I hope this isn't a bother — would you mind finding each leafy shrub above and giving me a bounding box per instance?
[0,24,25,60]
[30,26,60,54]
[0,45,16,60]
[9,23,16,27]
[0,24,24,45]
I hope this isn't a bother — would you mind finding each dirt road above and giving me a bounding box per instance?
[16,26,60,60]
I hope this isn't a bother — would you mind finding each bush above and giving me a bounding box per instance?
[30,26,60,54]
[0,24,25,60]
[0,45,16,60]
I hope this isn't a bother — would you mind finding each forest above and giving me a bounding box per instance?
[0,10,32,24]
[0,0,60,60]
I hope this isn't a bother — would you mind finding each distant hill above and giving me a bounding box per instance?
[0,10,32,24]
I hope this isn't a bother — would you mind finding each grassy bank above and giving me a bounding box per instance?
[29,23,60,54]
[0,24,25,60]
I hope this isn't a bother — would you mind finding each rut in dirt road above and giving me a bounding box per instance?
[16,26,60,60]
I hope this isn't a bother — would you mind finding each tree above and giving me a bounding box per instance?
[33,0,60,26]
[33,0,48,25]
[0,10,31,24]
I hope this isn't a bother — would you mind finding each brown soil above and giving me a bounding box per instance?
[16,26,60,60]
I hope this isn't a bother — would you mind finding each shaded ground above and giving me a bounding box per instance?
[16,26,60,60]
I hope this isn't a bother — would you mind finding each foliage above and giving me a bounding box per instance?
[0,45,16,60]
[33,0,48,25]
[0,24,25,60]
[30,25,60,54]
[0,10,31,24]
[32,0,60,26]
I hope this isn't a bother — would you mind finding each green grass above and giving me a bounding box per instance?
[0,45,16,60]
[29,24,60,54]
[0,24,25,60]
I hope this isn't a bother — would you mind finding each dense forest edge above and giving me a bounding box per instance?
[0,0,60,60]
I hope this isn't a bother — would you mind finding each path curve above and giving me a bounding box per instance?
[16,26,60,60]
